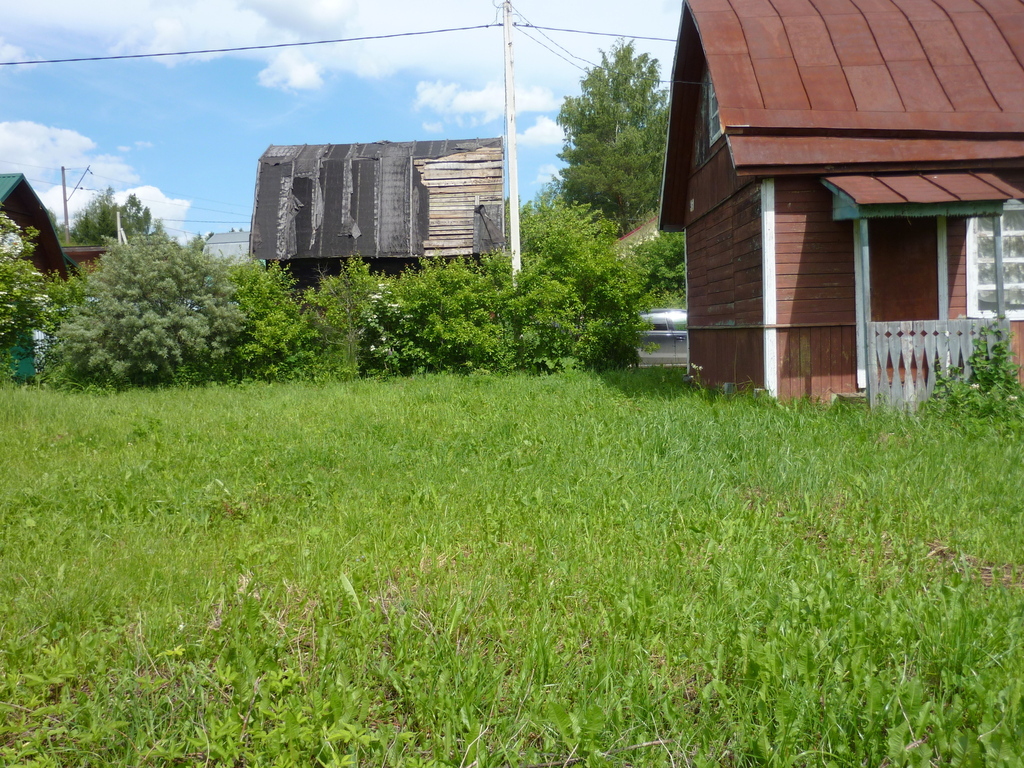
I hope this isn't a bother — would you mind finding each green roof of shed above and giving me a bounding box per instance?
[0,173,26,201]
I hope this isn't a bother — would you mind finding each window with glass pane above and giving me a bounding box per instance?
[705,69,721,145]
[969,202,1024,318]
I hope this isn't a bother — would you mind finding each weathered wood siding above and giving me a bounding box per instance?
[947,217,968,319]
[777,326,858,400]
[687,181,763,327]
[415,148,504,257]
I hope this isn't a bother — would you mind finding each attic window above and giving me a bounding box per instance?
[968,201,1024,319]
[704,68,722,145]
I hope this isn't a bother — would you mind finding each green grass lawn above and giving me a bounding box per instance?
[2,370,1023,767]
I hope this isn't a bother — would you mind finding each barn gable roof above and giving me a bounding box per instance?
[661,0,1024,227]
[251,138,505,262]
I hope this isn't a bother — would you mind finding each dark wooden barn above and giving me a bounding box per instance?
[660,0,1024,406]
[251,138,505,282]
[0,173,71,278]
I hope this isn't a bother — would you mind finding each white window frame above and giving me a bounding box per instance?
[967,200,1024,320]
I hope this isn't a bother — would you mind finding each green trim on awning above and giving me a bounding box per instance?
[823,180,1007,220]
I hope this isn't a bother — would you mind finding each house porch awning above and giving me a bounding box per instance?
[822,172,1024,220]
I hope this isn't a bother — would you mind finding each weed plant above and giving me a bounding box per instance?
[2,371,1023,766]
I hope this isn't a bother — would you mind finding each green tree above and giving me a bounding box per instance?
[56,233,242,386]
[629,231,687,306]
[0,210,49,366]
[69,188,154,245]
[555,40,668,235]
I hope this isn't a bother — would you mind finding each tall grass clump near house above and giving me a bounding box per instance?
[3,370,1024,766]
[926,323,1024,429]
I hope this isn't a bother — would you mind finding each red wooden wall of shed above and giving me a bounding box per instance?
[774,178,856,326]
[776,326,858,401]
[773,177,858,400]
[690,327,765,390]
[686,180,763,328]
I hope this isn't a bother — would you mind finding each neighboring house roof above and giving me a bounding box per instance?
[0,173,70,277]
[662,0,1024,226]
[251,138,505,261]
[204,231,251,259]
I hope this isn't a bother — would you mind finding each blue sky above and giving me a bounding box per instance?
[1,0,680,241]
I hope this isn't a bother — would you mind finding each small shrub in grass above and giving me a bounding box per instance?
[926,323,1024,426]
[54,233,242,387]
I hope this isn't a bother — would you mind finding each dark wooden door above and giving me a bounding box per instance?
[869,218,939,322]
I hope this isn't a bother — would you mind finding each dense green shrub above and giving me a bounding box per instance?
[303,259,378,379]
[55,234,242,386]
[926,323,1024,426]
[630,230,687,307]
[516,198,649,370]
[228,261,319,381]
[360,257,513,377]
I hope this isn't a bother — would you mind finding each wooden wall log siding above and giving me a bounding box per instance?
[1014,321,1024,385]
[869,218,939,322]
[689,327,765,390]
[772,178,860,399]
[774,178,856,327]
[777,325,858,400]
[686,181,763,328]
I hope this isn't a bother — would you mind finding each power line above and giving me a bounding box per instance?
[0,25,501,66]
[514,24,675,43]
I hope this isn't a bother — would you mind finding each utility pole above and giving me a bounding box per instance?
[503,0,521,274]
[61,166,70,244]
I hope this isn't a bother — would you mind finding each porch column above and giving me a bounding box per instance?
[937,216,949,320]
[762,179,778,397]
[854,218,873,400]
[994,214,1006,317]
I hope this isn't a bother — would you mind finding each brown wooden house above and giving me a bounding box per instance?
[660,0,1024,405]
[0,173,71,278]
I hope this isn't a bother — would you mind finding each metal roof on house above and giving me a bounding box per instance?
[823,172,1024,205]
[690,0,1024,137]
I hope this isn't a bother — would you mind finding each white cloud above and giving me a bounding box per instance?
[0,121,188,233]
[258,50,324,90]
[421,121,444,134]
[0,38,28,63]
[415,81,559,124]
[518,116,562,147]
[532,163,559,186]
[135,141,153,149]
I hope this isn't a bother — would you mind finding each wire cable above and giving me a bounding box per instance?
[0,25,501,67]
[514,23,675,42]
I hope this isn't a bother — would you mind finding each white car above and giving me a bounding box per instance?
[639,308,688,366]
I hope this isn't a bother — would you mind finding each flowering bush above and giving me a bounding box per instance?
[0,211,49,366]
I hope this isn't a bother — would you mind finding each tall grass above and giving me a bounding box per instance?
[1,371,1023,766]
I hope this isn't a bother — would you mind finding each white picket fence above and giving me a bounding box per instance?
[868,319,1010,410]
